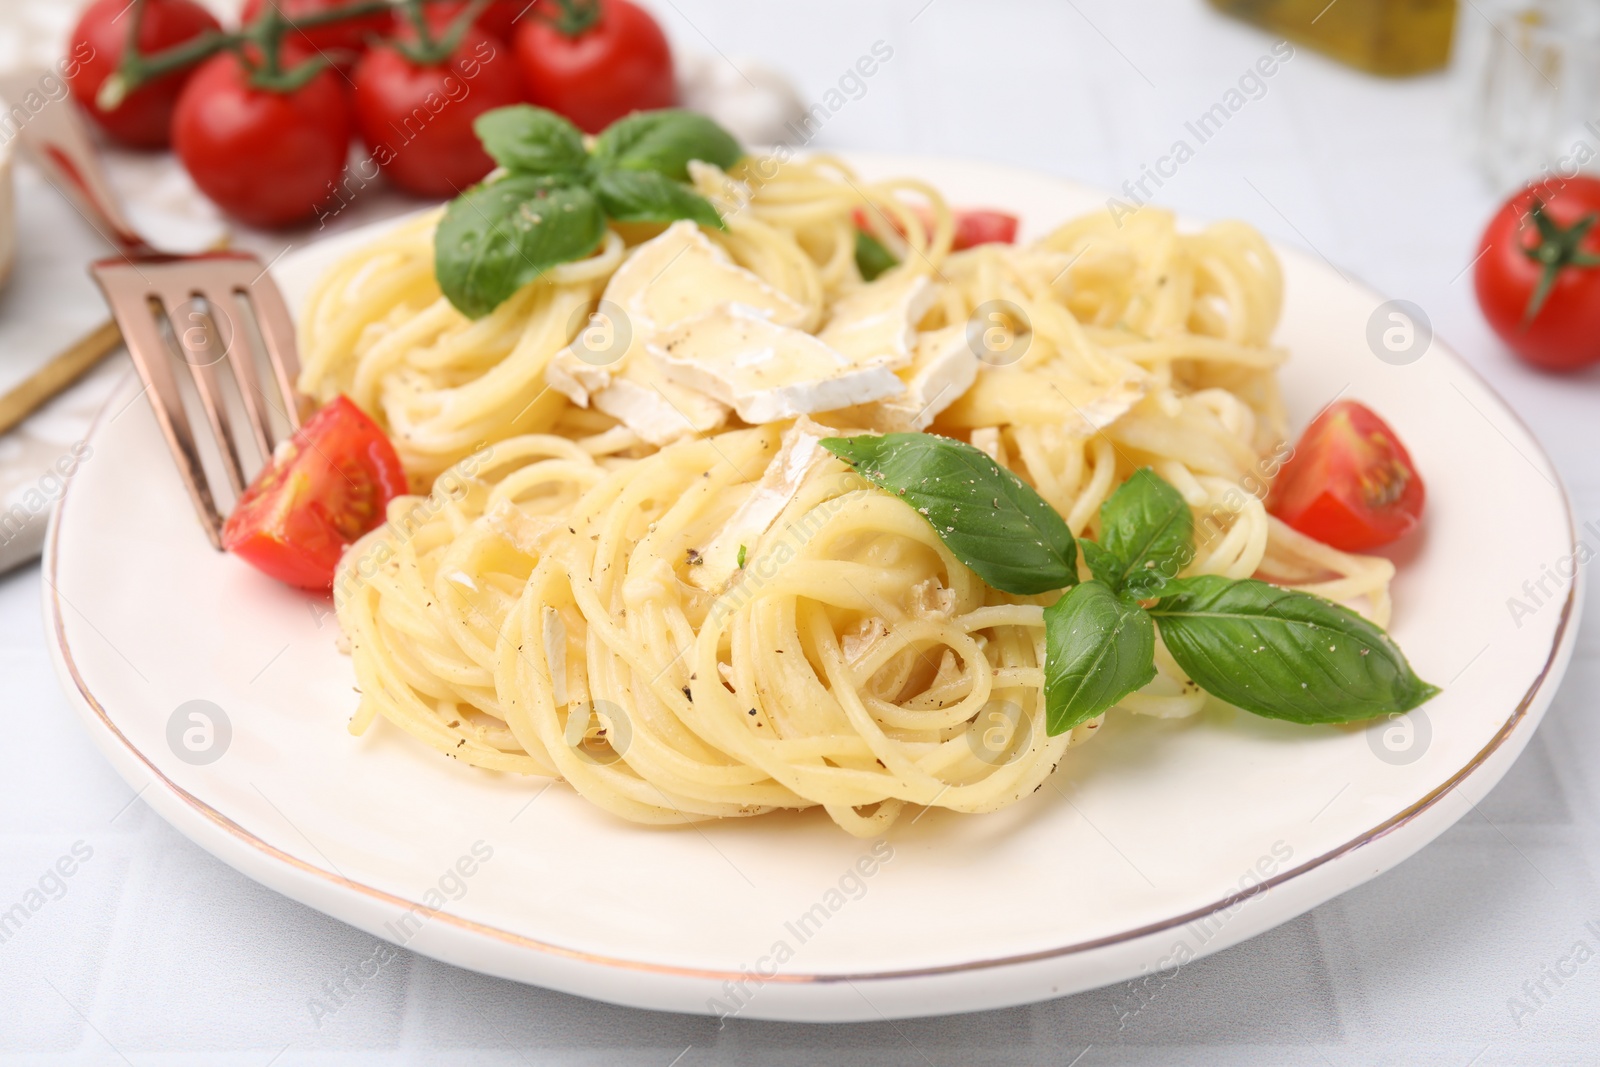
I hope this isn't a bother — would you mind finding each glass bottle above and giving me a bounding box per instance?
[1208,0,1457,76]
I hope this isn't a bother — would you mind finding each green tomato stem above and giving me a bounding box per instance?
[1520,199,1600,327]
[103,0,462,106]
[545,0,603,37]
[393,0,494,66]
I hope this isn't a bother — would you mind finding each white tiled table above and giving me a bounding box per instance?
[3,1,1599,1063]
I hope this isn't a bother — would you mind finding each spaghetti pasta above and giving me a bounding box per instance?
[305,155,1394,836]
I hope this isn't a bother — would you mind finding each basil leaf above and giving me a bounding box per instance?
[1043,580,1158,734]
[591,109,743,181]
[473,105,588,177]
[1150,575,1440,724]
[435,176,607,319]
[1078,538,1121,589]
[591,168,723,230]
[855,230,898,281]
[1098,468,1194,597]
[822,433,1077,595]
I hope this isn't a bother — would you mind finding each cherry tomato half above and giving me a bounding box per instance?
[172,49,353,228]
[1268,400,1425,553]
[852,206,1021,251]
[513,0,676,134]
[223,396,406,591]
[240,0,396,62]
[1475,175,1600,372]
[66,0,222,149]
[352,23,525,198]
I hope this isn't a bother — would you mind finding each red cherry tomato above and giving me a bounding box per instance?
[1268,401,1425,553]
[852,206,1021,251]
[952,210,1020,249]
[351,24,525,198]
[223,396,406,591]
[1474,175,1600,372]
[240,0,395,61]
[513,0,676,134]
[66,0,221,149]
[431,1,527,40]
[172,49,354,228]
[477,1,526,40]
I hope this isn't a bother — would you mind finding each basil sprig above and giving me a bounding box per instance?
[823,434,1078,595]
[1043,581,1156,734]
[1095,468,1194,597]
[823,434,1438,733]
[855,230,898,281]
[1149,576,1440,724]
[591,110,742,181]
[435,178,607,320]
[435,106,744,319]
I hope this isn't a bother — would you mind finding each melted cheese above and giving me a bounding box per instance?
[939,354,1148,431]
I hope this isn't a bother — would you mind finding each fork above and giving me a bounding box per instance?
[90,254,308,549]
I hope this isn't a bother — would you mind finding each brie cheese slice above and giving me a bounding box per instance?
[842,324,978,432]
[815,272,936,369]
[591,352,728,446]
[546,221,808,408]
[650,305,905,424]
[689,417,833,592]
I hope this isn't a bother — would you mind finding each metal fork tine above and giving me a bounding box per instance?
[237,274,306,431]
[219,290,277,460]
[172,299,250,497]
[92,280,225,547]
[90,252,309,552]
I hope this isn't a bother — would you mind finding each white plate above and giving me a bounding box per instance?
[44,154,1582,1022]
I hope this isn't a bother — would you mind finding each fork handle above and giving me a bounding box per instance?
[3,83,152,257]
[0,318,121,437]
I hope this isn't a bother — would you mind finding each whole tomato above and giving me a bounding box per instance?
[513,0,676,134]
[66,0,222,149]
[431,1,527,40]
[172,50,354,228]
[1475,175,1600,372]
[351,20,526,197]
[240,0,395,61]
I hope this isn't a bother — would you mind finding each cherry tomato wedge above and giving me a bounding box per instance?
[223,396,406,591]
[1267,400,1425,553]
[852,206,1020,250]
[66,0,222,149]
